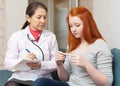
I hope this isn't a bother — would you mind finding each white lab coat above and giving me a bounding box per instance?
[4,26,58,81]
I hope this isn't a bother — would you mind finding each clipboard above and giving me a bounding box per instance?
[12,59,40,71]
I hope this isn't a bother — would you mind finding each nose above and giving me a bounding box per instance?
[40,17,45,23]
[72,25,77,32]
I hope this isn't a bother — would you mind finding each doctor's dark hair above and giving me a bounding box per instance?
[21,2,47,29]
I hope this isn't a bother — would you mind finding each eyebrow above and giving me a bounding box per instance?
[36,14,46,16]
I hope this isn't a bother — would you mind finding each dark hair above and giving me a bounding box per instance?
[21,2,47,29]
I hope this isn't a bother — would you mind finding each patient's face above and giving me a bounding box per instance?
[69,15,83,39]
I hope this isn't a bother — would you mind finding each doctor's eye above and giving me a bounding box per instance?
[36,16,41,19]
[43,16,46,19]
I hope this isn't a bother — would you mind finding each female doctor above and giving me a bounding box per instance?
[4,2,58,86]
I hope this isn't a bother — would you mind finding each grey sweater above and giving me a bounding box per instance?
[64,39,113,86]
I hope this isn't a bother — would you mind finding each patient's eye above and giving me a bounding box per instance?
[69,24,73,27]
[75,24,81,27]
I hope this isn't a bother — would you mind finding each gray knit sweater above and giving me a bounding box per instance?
[64,39,113,86]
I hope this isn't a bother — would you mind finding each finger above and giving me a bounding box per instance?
[26,63,32,67]
[56,57,64,61]
[57,51,66,56]
[55,55,66,60]
[29,53,36,57]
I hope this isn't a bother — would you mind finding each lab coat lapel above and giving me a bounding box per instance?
[39,34,45,44]
[38,29,49,45]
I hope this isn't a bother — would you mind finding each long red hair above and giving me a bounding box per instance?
[67,6,104,53]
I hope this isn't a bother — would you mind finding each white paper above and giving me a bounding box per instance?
[13,59,40,71]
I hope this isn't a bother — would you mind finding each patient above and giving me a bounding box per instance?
[32,6,113,86]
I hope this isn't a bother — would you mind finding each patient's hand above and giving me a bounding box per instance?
[55,51,66,66]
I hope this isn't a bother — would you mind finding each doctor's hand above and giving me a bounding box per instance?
[55,51,66,66]
[26,61,41,70]
[25,52,36,61]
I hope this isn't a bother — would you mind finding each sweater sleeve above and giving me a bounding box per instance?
[96,44,113,86]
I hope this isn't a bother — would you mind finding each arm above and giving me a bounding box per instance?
[84,62,109,86]
[71,45,113,86]
[55,51,70,81]
[89,46,113,86]
[4,33,23,71]
[39,33,58,73]
[57,64,69,81]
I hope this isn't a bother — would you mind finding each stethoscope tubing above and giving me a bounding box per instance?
[27,34,44,61]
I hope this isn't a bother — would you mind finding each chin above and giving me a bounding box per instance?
[75,37,80,39]
[74,35,80,38]
[38,27,43,30]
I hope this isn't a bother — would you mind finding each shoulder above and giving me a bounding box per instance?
[9,27,28,41]
[91,39,111,54]
[93,39,108,48]
[10,26,29,37]
[9,30,22,39]
[12,30,24,36]
[42,29,56,38]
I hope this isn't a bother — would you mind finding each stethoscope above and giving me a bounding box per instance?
[27,34,44,61]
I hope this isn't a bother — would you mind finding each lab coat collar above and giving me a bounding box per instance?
[23,26,50,42]
[24,26,50,35]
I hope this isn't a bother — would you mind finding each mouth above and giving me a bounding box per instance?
[73,33,78,35]
[73,33,79,37]
[39,25,45,27]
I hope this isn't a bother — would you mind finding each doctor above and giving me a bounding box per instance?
[4,2,58,86]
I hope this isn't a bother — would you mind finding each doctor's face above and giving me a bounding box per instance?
[69,15,84,39]
[27,7,47,31]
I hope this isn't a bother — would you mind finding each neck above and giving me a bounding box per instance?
[29,26,42,31]
[29,26,42,42]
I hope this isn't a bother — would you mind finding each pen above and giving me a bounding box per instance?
[26,48,30,53]
[25,48,37,59]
